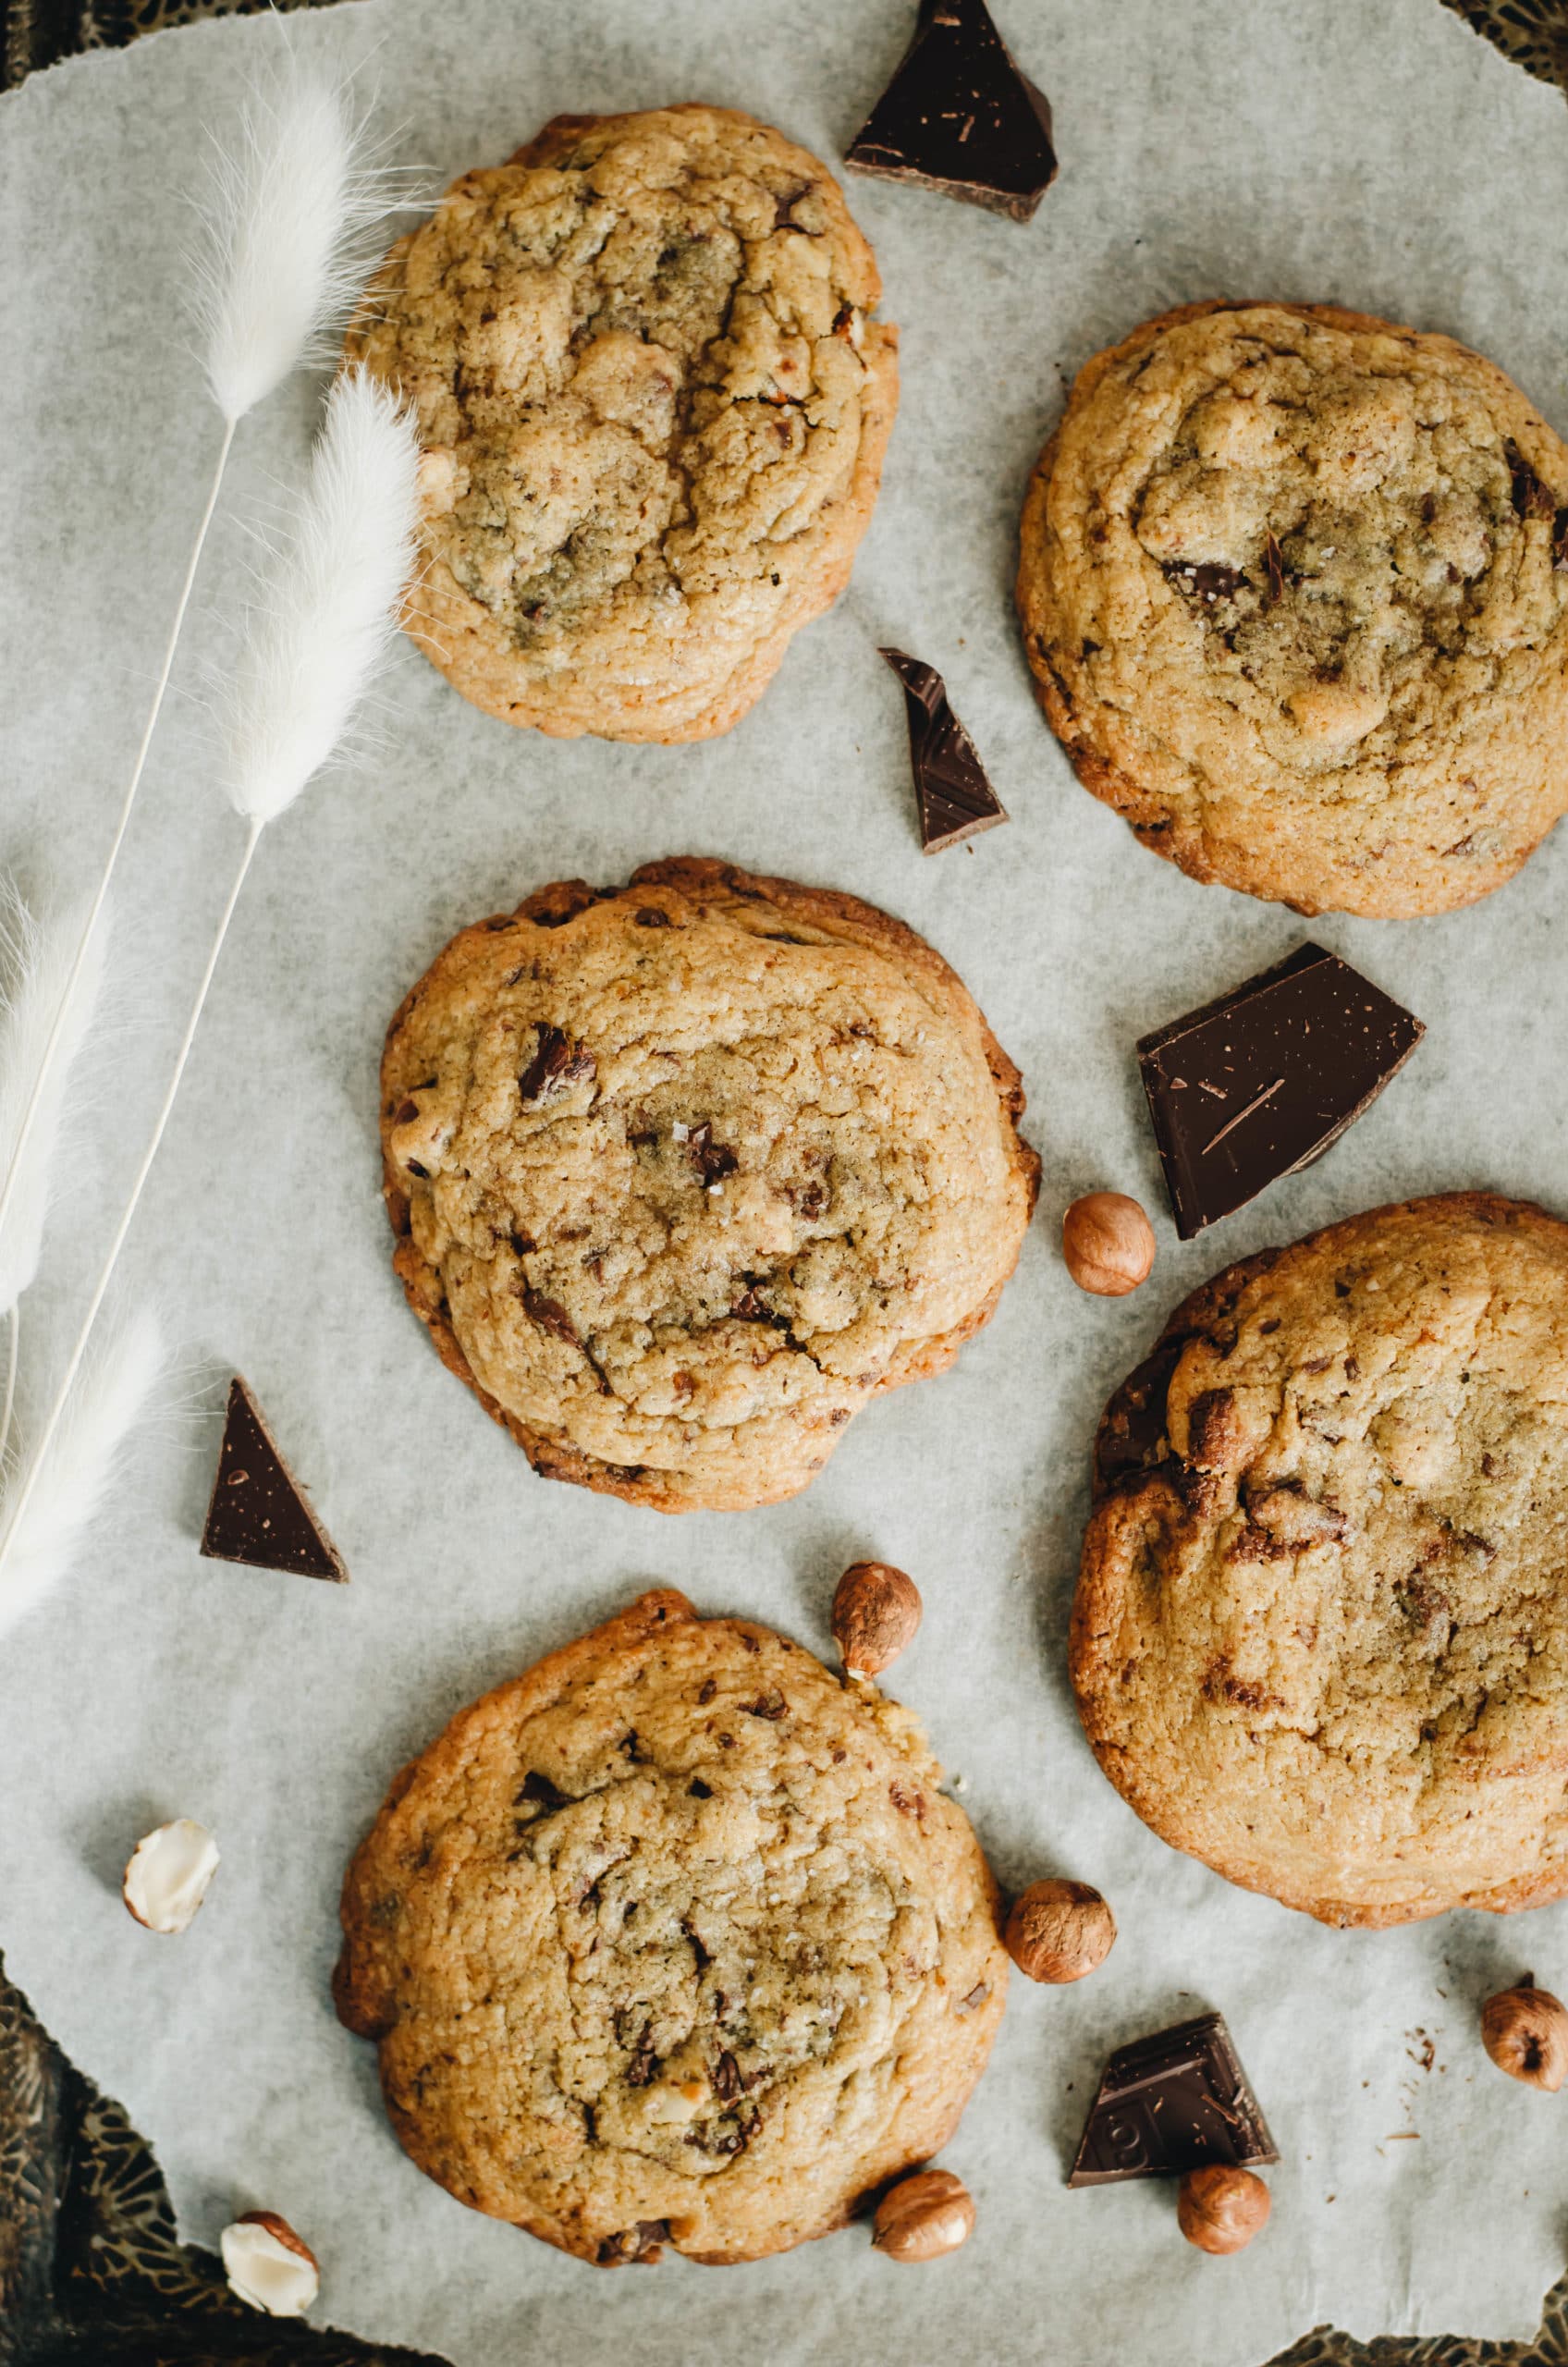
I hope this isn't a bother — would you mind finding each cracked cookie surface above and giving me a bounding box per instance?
[1018,302,1568,916]
[380,857,1038,1514]
[334,1590,1007,2265]
[1072,1195,1568,1926]
[349,105,898,742]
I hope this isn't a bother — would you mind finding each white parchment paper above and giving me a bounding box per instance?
[3,2,1567,2360]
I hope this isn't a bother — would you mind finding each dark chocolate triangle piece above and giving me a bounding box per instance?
[1137,945,1424,1241]
[846,0,1060,223]
[200,1377,348,1583]
[881,647,1009,853]
[1069,2011,1278,2188]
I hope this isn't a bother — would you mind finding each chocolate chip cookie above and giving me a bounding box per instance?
[334,1589,1007,2265]
[1018,301,1568,916]
[381,858,1038,1514]
[1072,1195,1568,1927]
[349,106,898,742]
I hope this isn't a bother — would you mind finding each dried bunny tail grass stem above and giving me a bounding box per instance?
[0,887,110,1461]
[224,368,423,820]
[0,1306,165,1642]
[0,42,399,1282]
[194,45,410,424]
[0,373,420,1609]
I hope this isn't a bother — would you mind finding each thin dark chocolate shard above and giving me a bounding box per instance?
[1504,437,1558,521]
[846,0,1059,222]
[518,1023,596,1105]
[687,1123,739,1186]
[200,1377,348,1583]
[881,647,1009,853]
[596,2219,668,2266]
[1136,945,1424,1240]
[1164,558,1250,606]
[1069,2011,1278,2188]
[521,1287,580,1346]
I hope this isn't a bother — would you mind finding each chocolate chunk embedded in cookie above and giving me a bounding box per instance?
[334,1590,1008,2265]
[1072,1195,1568,1926]
[349,106,899,742]
[381,858,1038,1514]
[1018,301,1568,916]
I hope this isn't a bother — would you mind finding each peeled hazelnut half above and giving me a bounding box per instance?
[1481,1981,1568,2091]
[830,1561,922,1679]
[872,2168,974,2263]
[122,1820,219,1935]
[1005,1879,1116,1984]
[221,2212,320,2316]
[1062,1192,1156,1297]
[1178,2165,1271,2255]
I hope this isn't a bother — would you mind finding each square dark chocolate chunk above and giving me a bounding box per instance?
[200,1376,348,1583]
[846,0,1059,223]
[1137,943,1424,1240]
[1070,2011,1278,2188]
[881,647,1008,853]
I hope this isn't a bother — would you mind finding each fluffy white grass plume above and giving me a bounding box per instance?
[0,1306,164,1642]
[0,371,420,1612]
[224,366,422,822]
[195,51,401,424]
[0,886,107,1320]
[0,41,403,1275]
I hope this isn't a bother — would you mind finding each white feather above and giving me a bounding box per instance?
[0,1306,165,1640]
[222,367,421,825]
[0,886,109,1318]
[194,50,400,424]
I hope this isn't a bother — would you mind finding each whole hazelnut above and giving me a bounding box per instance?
[1004,1879,1116,1984]
[1481,1980,1568,2091]
[872,2168,974,2263]
[830,1561,922,1679]
[1177,2165,1271,2256]
[1062,1192,1156,1297]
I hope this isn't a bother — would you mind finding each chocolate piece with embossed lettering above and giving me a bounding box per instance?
[1069,2012,1278,2187]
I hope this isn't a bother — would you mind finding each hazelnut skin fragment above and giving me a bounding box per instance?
[1004,1879,1116,1983]
[1062,1192,1156,1296]
[872,2168,975,2263]
[1481,1981,1568,2091]
[1177,2165,1272,2255]
[830,1561,922,1679]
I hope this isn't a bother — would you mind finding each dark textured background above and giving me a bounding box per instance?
[2,1,1566,2360]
